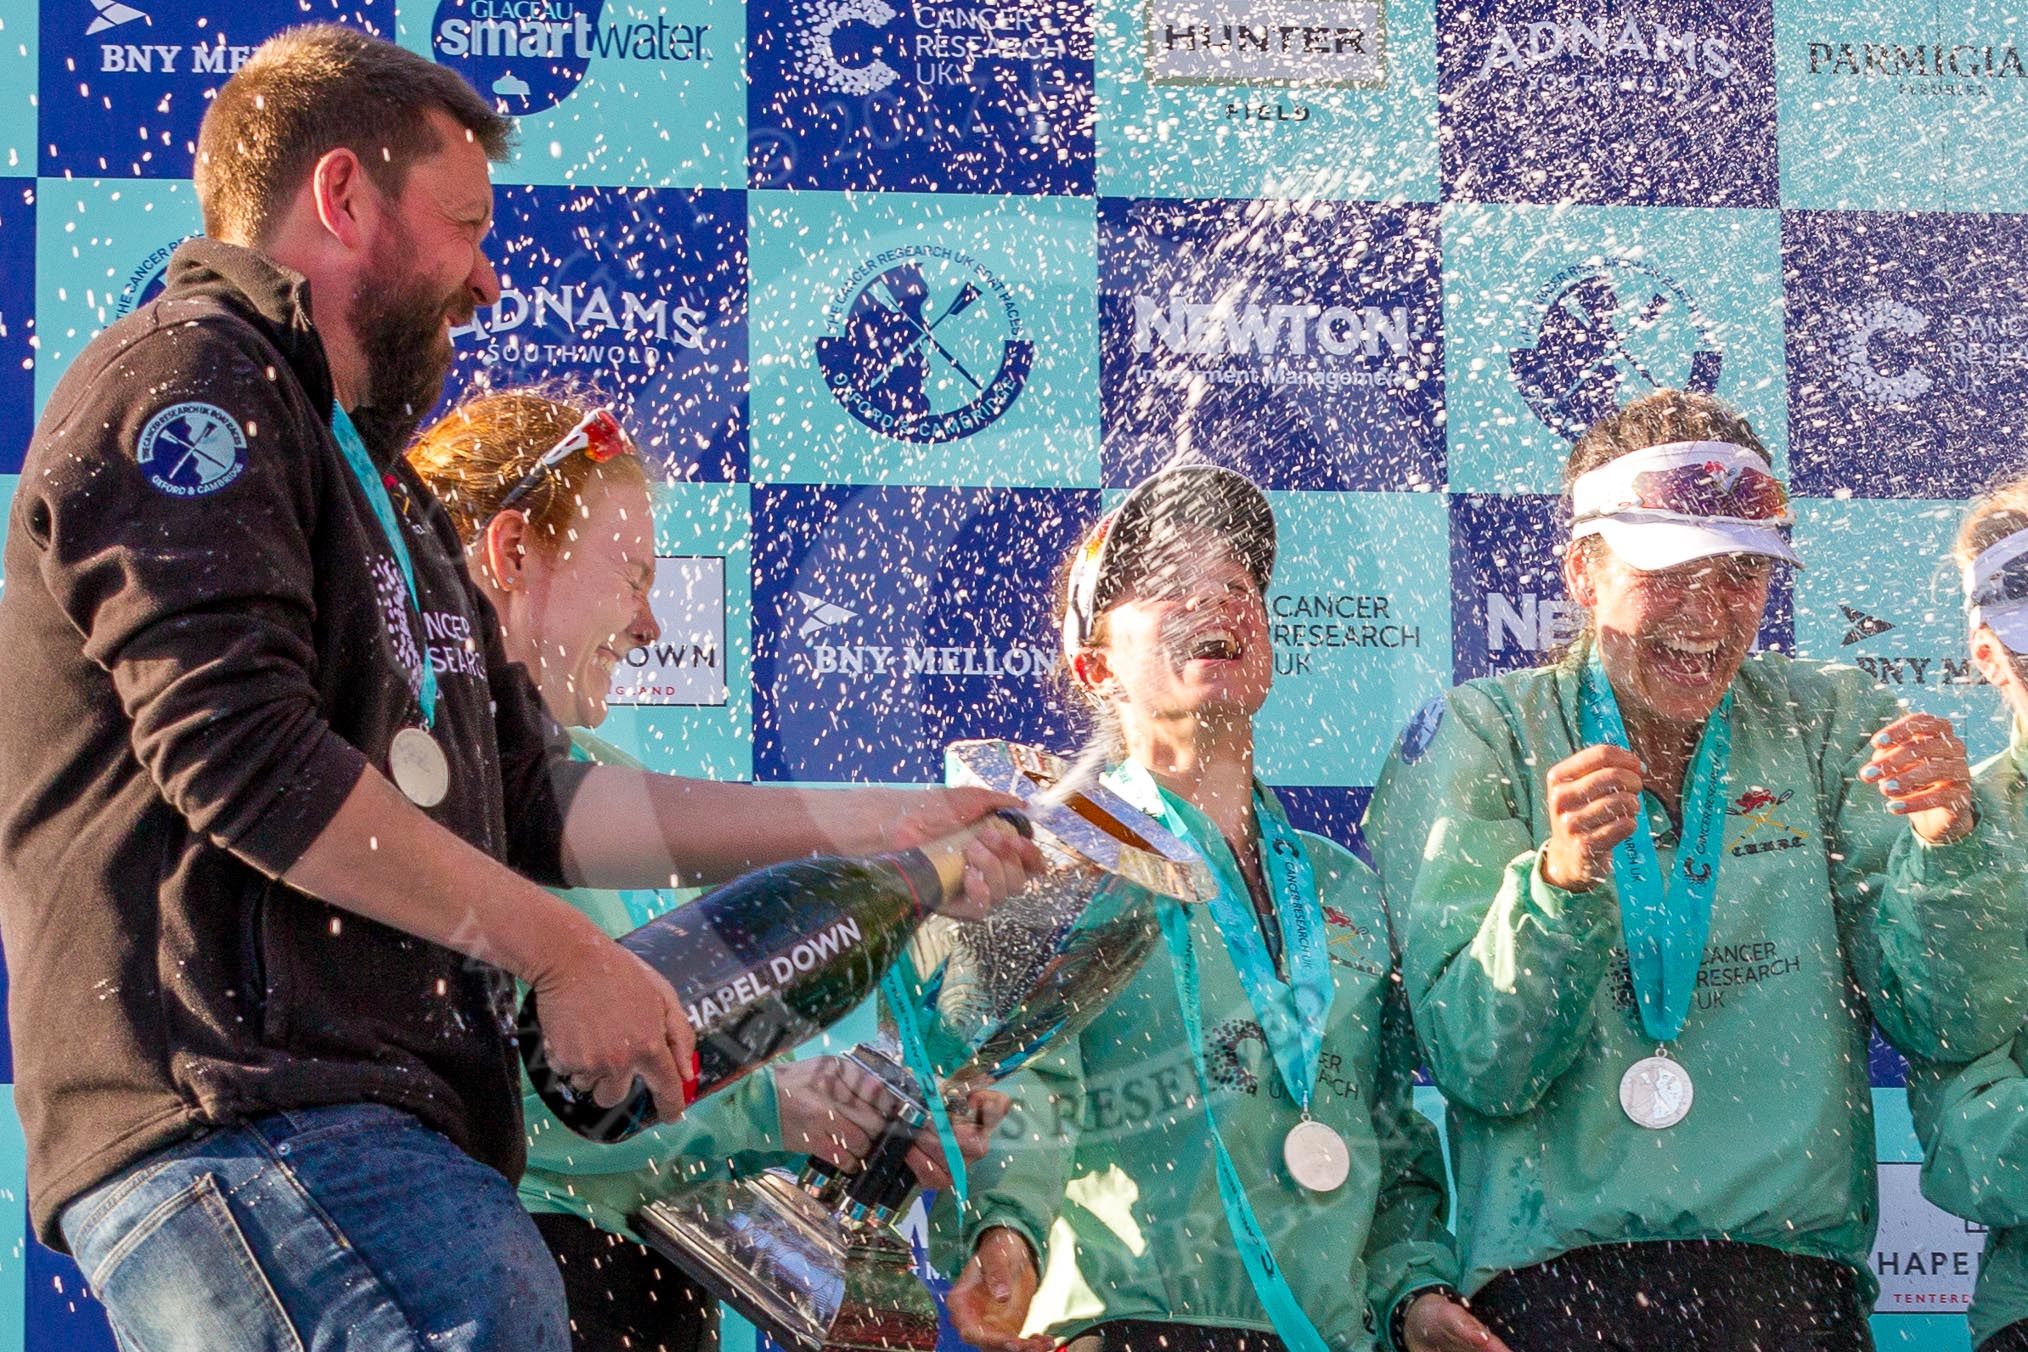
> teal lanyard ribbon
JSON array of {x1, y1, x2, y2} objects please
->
[
  {"x1": 1202, "y1": 787, "x2": 1335, "y2": 1114},
  {"x1": 330, "y1": 405, "x2": 438, "y2": 726},
  {"x1": 1576, "y1": 652, "x2": 1732, "y2": 1043},
  {"x1": 881, "y1": 962, "x2": 969, "y2": 1208},
  {"x1": 1109, "y1": 764, "x2": 1333, "y2": 1352}
]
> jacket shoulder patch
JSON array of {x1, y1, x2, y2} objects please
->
[{"x1": 136, "y1": 402, "x2": 248, "y2": 498}]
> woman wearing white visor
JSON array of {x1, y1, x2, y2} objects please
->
[
  {"x1": 1366, "y1": 390, "x2": 2024, "y2": 1349},
  {"x1": 1907, "y1": 480, "x2": 2028, "y2": 1352}
]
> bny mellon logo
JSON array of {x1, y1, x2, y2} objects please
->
[
  {"x1": 796, "y1": 592, "x2": 858, "y2": 643},
  {"x1": 88, "y1": 0, "x2": 149, "y2": 34},
  {"x1": 1840, "y1": 605, "x2": 1895, "y2": 646}
]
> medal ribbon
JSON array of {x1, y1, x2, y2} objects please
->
[
  {"x1": 880, "y1": 963, "x2": 970, "y2": 1209},
  {"x1": 331, "y1": 406, "x2": 438, "y2": 726},
  {"x1": 1576, "y1": 652, "x2": 1731, "y2": 1043},
  {"x1": 1107, "y1": 764, "x2": 1333, "y2": 1352},
  {"x1": 1202, "y1": 786, "x2": 1334, "y2": 1115}
]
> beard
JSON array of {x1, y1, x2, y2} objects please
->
[{"x1": 346, "y1": 238, "x2": 472, "y2": 451}]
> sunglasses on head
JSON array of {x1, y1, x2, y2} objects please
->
[
  {"x1": 1619, "y1": 460, "x2": 1791, "y2": 523},
  {"x1": 486, "y1": 408, "x2": 633, "y2": 526}
]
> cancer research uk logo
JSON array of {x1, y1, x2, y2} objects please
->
[
  {"x1": 747, "y1": 0, "x2": 1092, "y2": 194},
  {"x1": 1787, "y1": 210, "x2": 2028, "y2": 499},
  {"x1": 1509, "y1": 257, "x2": 1722, "y2": 443},
  {"x1": 426, "y1": 0, "x2": 714, "y2": 116},
  {"x1": 1437, "y1": 0, "x2": 1776, "y2": 207},
  {"x1": 816, "y1": 246, "x2": 1034, "y2": 445}
]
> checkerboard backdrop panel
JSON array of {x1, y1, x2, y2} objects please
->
[{"x1": 3, "y1": 0, "x2": 2022, "y2": 1344}]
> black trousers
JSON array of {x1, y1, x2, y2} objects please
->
[
  {"x1": 1981, "y1": 1322, "x2": 2028, "y2": 1352},
  {"x1": 533, "y1": 1211, "x2": 717, "y2": 1352},
  {"x1": 1467, "y1": 1241, "x2": 1873, "y2": 1352},
  {"x1": 1065, "y1": 1320, "x2": 1290, "y2": 1352}
]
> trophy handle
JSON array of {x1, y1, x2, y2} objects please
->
[{"x1": 837, "y1": 1115, "x2": 925, "y2": 1225}]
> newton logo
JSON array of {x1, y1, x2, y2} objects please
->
[{"x1": 431, "y1": 0, "x2": 715, "y2": 115}]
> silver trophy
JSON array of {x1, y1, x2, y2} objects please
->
[{"x1": 635, "y1": 739, "x2": 1214, "y2": 1352}]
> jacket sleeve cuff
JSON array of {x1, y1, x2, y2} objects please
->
[
  {"x1": 215, "y1": 730, "x2": 370, "y2": 879},
  {"x1": 1371, "y1": 1242, "x2": 1463, "y2": 1352}
]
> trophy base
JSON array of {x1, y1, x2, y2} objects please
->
[{"x1": 635, "y1": 1171, "x2": 941, "y2": 1352}]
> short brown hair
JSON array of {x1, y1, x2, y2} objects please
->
[
  {"x1": 1956, "y1": 475, "x2": 2028, "y2": 574},
  {"x1": 1564, "y1": 388, "x2": 1771, "y2": 492},
  {"x1": 194, "y1": 24, "x2": 513, "y2": 245},
  {"x1": 407, "y1": 388, "x2": 648, "y2": 552}
]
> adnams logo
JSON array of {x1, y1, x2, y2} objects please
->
[
  {"x1": 1467, "y1": 15, "x2": 1735, "y2": 91},
  {"x1": 429, "y1": 0, "x2": 715, "y2": 115}
]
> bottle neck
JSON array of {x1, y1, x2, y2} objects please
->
[{"x1": 895, "y1": 834, "x2": 969, "y2": 920}]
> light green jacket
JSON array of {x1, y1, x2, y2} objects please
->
[
  {"x1": 518, "y1": 730, "x2": 796, "y2": 1234},
  {"x1": 1365, "y1": 651, "x2": 2025, "y2": 1300},
  {"x1": 930, "y1": 766, "x2": 1458, "y2": 1352},
  {"x1": 1909, "y1": 731, "x2": 2028, "y2": 1350}
]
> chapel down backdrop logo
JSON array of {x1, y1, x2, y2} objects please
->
[{"x1": 816, "y1": 246, "x2": 1035, "y2": 443}]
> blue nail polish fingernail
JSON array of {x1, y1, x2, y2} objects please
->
[
  {"x1": 1884, "y1": 779, "x2": 1901, "y2": 793},
  {"x1": 1889, "y1": 801, "x2": 1909, "y2": 813},
  {"x1": 1875, "y1": 734, "x2": 1895, "y2": 748},
  {"x1": 1861, "y1": 765, "x2": 1881, "y2": 781}
]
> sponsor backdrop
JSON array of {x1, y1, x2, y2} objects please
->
[{"x1": 0, "y1": 0, "x2": 2023, "y2": 1346}]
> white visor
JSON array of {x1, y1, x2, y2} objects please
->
[
  {"x1": 1965, "y1": 525, "x2": 2028, "y2": 652},
  {"x1": 1570, "y1": 440, "x2": 1801, "y2": 572}
]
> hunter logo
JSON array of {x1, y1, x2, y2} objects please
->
[
  {"x1": 1145, "y1": 0, "x2": 1385, "y2": 86},
  {"x1": 1511, "y1": 258, "x2": 1723, "y2": 442},
  {"x1": 816, "y1": 245, "x2": 1034, "y2": 444}
]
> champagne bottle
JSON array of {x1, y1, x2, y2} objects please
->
[{"x1": 520, "y1": 811, "x2": 1028, "y2": 1144}]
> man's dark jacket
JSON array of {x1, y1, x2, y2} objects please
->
[{"x1": 0, "y1": 238, "x2": 588, "y2": 1247}]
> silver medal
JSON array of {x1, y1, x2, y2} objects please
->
[
  {"x1": 1619, "y1": 1055, "x2": 1694, "y2": 1130},
  {"x1": 389, "y1": 726, "x2": 450, "y2": 808},
  {"x1": 1283, "y1": 1118, "x2": 1351, "y2": 1193}
]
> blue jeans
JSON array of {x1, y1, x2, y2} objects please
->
[{"x1": 59, "y1": 1103, "x2": 568, "y2": 1352}]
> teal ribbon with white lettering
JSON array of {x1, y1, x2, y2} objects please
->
[
  {"x1": 1109, "y1": 764, "x2": 1332, "y2": 1352},
  {"x1": 331, "y1": 405, "x2": 438, "y2": 725},
  {"x1": 881, "y1": 963, "x2": 969, "y2": 1208},
  {"x1": 1203, "y1": 786, "x2": 1334, "y2": 1115},
  {"x1": 1576, "y1": 651, "x2": 1732, "y2": 1042}
]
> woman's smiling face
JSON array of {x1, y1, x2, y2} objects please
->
[
  {"x1": 1572, "y1": 542, "x2": 1773, "y2": 729},
  {"x1": 1089, "y1": 528, "x2": 1273, "y2": 726}
]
